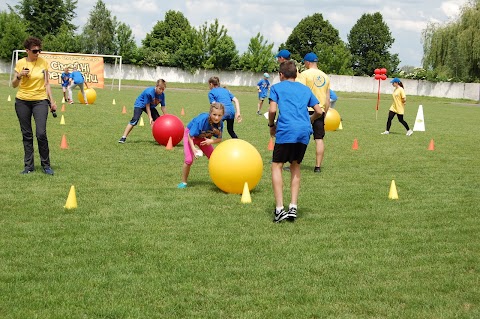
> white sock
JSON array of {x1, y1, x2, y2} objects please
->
[
  {"x1": 276, "y1": 206, "x2": 284, "y2": 213},
  {"x1": 289, "y1": 204, "x2": 297, "y2": 210}
]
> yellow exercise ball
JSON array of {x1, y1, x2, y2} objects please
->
[
  {"x1": 209, "y1": 139, "x2": 263, "y2": 194},
  {"x1": 78, "y1": 88, "x2": 97, "y2": 104},
  {"x1": 324, "y1": 108, "x2": 341, "y2": 131}
]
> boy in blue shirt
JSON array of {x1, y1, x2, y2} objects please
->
[
  {"x1": 68, "y1": 66, "x2": 88, "y2": 104},
  {"x1": 256, "y1": 73, "x2": 270, "y2": 115},
  {"x1": 118, "y1": 79, "x2": 167, "y2": 143},
  {"x1": 268, "y1": 60, "x2": 323, "y2": 223},
  {"x1": 60, "y1": 67, "x2": 71, "y2": 103}
]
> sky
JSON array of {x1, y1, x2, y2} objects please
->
[{"x1": 1, "y1": 0, "x2": 470, "y2": 67}]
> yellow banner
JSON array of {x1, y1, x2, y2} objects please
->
[{"x1": 40, "y1": 53, "x2": 105, "y2": 89}]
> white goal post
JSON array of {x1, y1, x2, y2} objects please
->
[{"x1": 9, "y1": 50, "x2": 123, "y2": 91}]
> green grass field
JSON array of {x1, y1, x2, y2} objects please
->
[{"x1": 1, "y1": 74, "x2": 479, "y2": 318}]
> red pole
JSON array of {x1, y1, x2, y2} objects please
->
[{"x1": 375, "y1": 79, "x2": 381, "y2": 120}]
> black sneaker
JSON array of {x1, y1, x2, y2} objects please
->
[
  {"x1": 273, "y1": 209, "x2": 289, "y2": 223},
  {"x1": 314, "y1": 166, "x2": 321, "y2": 173},
  {"x1": 118, "y1": 137, "x2": 126, "y2": 143},
  {"x1": 20, "y1": 168, "x2": 34, "y2": 174},
  {"x1": 43, "y1": 167, "x2": 54, "y2": 175},
  {"x1": 287, "y1": 206, "x2": 297, "y2": 221}
]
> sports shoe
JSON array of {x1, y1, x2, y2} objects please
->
[
  {"x1": 273, "y1": 208, "x2": 289, "y2": 223},
  {"x1": 177, "y1": 182, "x2": 187, "y2": 189},
  {"x1": 256, "y1": 111, "x2": 261, "y2": 115},
  {"x1": 314, "y1": 166, "x2": 321, "y2": 173},
  {"x1": 283, "y1": 166, "x2": 291, "y2": 172},
  {"x1": 69, "y1": 100, "x2": 74, "y2": 104},
  {"x1": 20, "y1": 168, "x2": 34, "y2": 174},
  {"x1": 43, "y1": 167, "x2": 54, "y2": 175},
  {"x1": 118, "y1": 137, "x2": 126, "y2": 143},
  {"x1": 381, "y1": 131, "x2": 390, "y2": 135},
  {"x1": 287, "y1": 206, "x2": 297, "y2": 221},
  {"x1": 406, "y1": 130, "x2": 413, "y2": 136}
]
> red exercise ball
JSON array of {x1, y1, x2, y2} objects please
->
[{"x1": 152, "y1": 114, "x2": 184, "y2": 146}]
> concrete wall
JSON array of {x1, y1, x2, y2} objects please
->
[{"x1": 2, "y1": 60, "x2": 478, "y2": 101}]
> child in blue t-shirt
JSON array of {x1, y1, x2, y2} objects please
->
[
  {"x1": 60, "y1": 67, "x2": 71, "y2": 103},
  {"x1": 67, "y1": 66, "x2": 88, "y2": 104},
  {"x1": 267, "y1": 60, "x2": 323, "y2": 223},
  {"x1": 256, "y1": 72, "x2": 270, "y2": 115},
  {"x1": 118, "y1": 79, "x2": 167, "y2": 143},
  {"x1": 177, "y1": 102, "x2": 225, "y2": 189},
  {"x1": 329, "y1": 89, "x2": 338, "y2": 108},
  {"x1": 208, "y1": 76, "x2": 241, "y2": 138}
]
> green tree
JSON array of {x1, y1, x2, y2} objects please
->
[
  {"x1": 0, "y1": 10, "x2": 28, "y2": 61},
  {"x1": 238, "y1": 33, "x2": 277, "y2": 72},
  {"x1": 347, "y1": 12, "x2": 399, "y2": 76},
  {"x1": 198, "y1": 19, "x2": 238, "y2": 70},
  {"x1": 422, "y1": 0, "x2": 480, "y2": 82},
  {"x1": 114, "y1": 22, "x2": 138, "y2": 63},
  {"x1": 314, "y1": 42, "x2": 353, "y2": 75},
  {"x1": 81, "y1": 0, "x2": 115, "y2": 55},
  {"x1": 173, "y1": 28, "x2": 204, "y2": 72},
  {"x1": 42, "y1": 23, "x2": 81, "y2": 53},
  {"x1": 142, "y1": 10, "x2": 192, "y2": 66},
  {"x1": 12, "y1": 0, "x2": 77, "y2": 38},
  {"x1": 283, "y1": 13, "x2": 342, "y2": 62}
]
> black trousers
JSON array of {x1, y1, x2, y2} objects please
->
[
  {"x1": 15, "y1": 98, "x2": 51, "y2": 170},
  {"x1": 386, "y1": 110, "x2": 410, "y2": 131},
  {"x1": 225, "y1": 118, "x2": 238, "y2": 139}
]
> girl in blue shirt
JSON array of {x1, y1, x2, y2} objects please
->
[
  {"x1": 178, "y1": 102, "x2": 225, "y2": 189},
  {"x1": 208, "y1": 76, "x2": 241, "y2": 138}
]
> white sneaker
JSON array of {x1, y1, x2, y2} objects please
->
[
  {"x1": 406, "y1": 130, "x2": 413, "y2": 136},
  {"x1": 381, "y1": 131, "x2": 389, "y2": 135}
]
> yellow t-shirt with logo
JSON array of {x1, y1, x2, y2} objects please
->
[
  {"x1": 296, "y1": 68, "x2": 330, "y2": 111},
  {"x1": 15, "y1": 57, "x2": 49, "y2": 101},
  {"x1": 390, "y1": 87, "x2": 406, "y2": 114}
]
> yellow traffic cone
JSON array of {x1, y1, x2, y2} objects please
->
[
  {"x1": 60, "y1": 115, "x2": 65, "y2": 125},
  {"x1": 112, "y1": 99, "x2": 116, "y2": 105},
  {"x1": 388, "y1": 180, "x2": 399, "y2": 200},
  {"x1": 139, "y1": 117, "x2": 144, "y2": 126},
  {"x1": 338, "y1": 121, "x2": 343, "y2": 130},
  {"x1": 61, "y1": 97, "x2": 65, "y2": 103},
  {"x1": 241, "y1": 182, "x2": 252, "y2": 203},
  {"x1": 7, "y1": 95, "x2": 11, "y2": 102},
  {"x1": 64, "y1": 185, "x2": 77, "y2": 209}
]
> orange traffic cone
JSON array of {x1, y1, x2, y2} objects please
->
[
  {"x1": 428, "y1": 139, "x2": 435, "y2": 151},
  {"x1": 122, "y1": 106, "x2": 127, "y2": 114},
  {"x1": 181, "y1": 107, "x2": 185, "y2": 116},
  {"x1": 166, "y1": 136, "x2": 173, "y2": 150},
  {"x1": 60, "y1": 134, "x2": 68, "y2": 149},
  {"x1": 61, "y1": 104, "x2": 65, "y2": 112},
  {"x1": 268, "y1": 137, "x2": 274, "y2": 151},
  {"x1": 352, "y1": 138, "x2": 358, "y2": 150}
]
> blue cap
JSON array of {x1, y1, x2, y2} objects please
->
[
  {"x1": 390, "y1": 77, "x2": 401, "y2": 83},
  {"x1": 303, "y1": 52, "x2": 318, "y2": 62},
  {"x1": 275, "y1": 49, "x2": 291, "y2": 59},
  {"x1": 263, "y1": 72, "x2": 270, "y2": 78}
]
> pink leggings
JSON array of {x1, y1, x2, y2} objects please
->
[{"x1": 183, "y1": 128, "x2": 214, "y2": 165}]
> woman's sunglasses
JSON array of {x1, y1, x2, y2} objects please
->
[{"x1": 29, "y1": 49, "x2": 41, "y2": 54}]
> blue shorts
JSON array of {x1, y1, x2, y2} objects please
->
[{"x1": 129, "y1": 107, "x2": 160, "y2": 125}]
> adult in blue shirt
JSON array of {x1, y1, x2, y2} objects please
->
[
  {"x1": 118, "y1": 79, "x2": 167, "y2": 143},
  {"x1": 68, "y1": 66, "x2": 89, "y2": 104}
]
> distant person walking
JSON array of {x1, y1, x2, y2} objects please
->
[
  {"x1": 256, "y1": 73, "x2": 270, "y2": 115},
  {"x1": 381, "y1": 78, "x2": 413, "y2": 136}
]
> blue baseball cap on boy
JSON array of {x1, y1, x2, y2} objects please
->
[
  {"x1": 303, "y1": 52, "x2": 318, "y2": 62},
  {"x1": 390, "y1": 77, "x2": 401, "y2": 83},
  {"x1": 263, "y1": 73, "x2": 270, "y2": 78},
  {"x1": 275, "y1": 49, "x2": 291, "y2": 59}
]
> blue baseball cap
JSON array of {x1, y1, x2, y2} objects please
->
[
  {"x1": 263, "y1": 73, "x2": 270, "y2": 78},
  {"x1": 390, "y1": 77, "x2": 401, "y2": 83},
  {"x1": 275, "y1": 49, "x2": 291, "y2": 59},
  {"x1": 303, "y1": 52, "x2": 318, "y2": 62}
]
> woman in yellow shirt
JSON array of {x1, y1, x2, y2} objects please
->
[
  {"x1": 12, "y1": 37, "x2": 57, "y2": 175},
  {"x1": 381, "y1": 78, "x2": 413, "y2": 136}
]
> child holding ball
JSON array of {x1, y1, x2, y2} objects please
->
[
  {"x1": 177, "y1": 102, "x2": 225, "y2": 189},
  {"x1": 118, "y1": 79, "x2": 167, "y2": 143}
]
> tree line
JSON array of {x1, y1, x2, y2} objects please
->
[{"x1": 1, "y1": 0, "x2": 478, "y2": 82}]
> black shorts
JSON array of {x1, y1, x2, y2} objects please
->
[
  {"x1": 272, "y1": 143, "x2": 308, "y2": 164},
  {"x1": 312, "y1": 114, "x2": 325, "y2": 139},
  {"x1": 129, "y1": 107, "x2": 160, "y2": 125}
]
